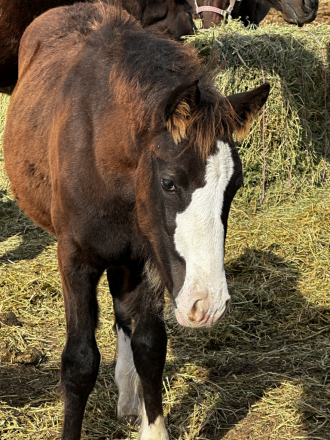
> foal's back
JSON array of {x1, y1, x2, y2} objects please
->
[
  {"x1": 5, "y1": 5, "x2": 141, "y2": 233},
  {"x1": 4, "y1": 3, "x2": 197, "y2": 236}
]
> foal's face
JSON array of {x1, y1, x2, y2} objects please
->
[
  {"x1": 136, "y1": 81, "x2": 269, "y2": 328},
  {"x1": 147, "y1": 131, "x2": 243, "y2": 328}
]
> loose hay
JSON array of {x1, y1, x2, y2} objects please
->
[
  {"x1": 188, "y1": 21, "x2": 330, "y2": 204},
  {"x1": 1, "y1": 20, "x2": 330, "y2": 440}
]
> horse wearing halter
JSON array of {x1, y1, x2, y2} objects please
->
[{"x1": 197, "y1": 0, "x2": 242, "y2": 20}]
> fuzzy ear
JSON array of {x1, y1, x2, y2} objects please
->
[
  {"x1": 157, "y1": 79, "x2": 200, "y2": 143},
  {"x1": 227, "y1": 83, "x2": 270, "y2": 141}
]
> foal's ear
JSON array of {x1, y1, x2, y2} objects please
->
[
  {"x1": 157, "y1": 79, "x2": 200, "y2": 143},
  {"x1": 164, "y1": 79, "x2": 200, "y2": 122},
  {"x1": 227, "y1": 83, "x2": 270, "y2": 141}
]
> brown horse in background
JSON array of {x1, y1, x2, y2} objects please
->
[
  {"x1": 4, "y1": 3, "x2": 269, "y2": 439},
  {"x1": 196, "y1": 0, "x2": 318, "y2": 29},
  {"x1": 0, "y1": 0, "x2": 195, "y2": 93}
]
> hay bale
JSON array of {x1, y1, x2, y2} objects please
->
[{"x1": 187, "y1": 22, "x2": 330, "y2": 203}]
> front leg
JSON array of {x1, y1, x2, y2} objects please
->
[
  {"x1": 108, "y1": 265, "x2": 168, "y2": 439},
  {"x1": 131, "y1": 301, "x2": 168, "y2": 440},
  {"x1": 58, "y1": 239, "x2": 102, "y2": 440}
]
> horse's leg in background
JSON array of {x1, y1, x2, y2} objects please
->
[
  {"x1": 107, "y1": 264, "x2": 144, "y2": 421},
  {"x1": 0, "y1": 85, "x2": 15, "y2": 95},
  {"x1": 57, "y1": 239, "x2": 102, "y2": 440},
  {"x1": 131, "y1": 285, "x2": 168, "y2": 439},
  {"x1": 254, "y1": 1, "x2": 272, "y2": 24}
]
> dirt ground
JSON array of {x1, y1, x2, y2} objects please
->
[{"x1": 261, "y1": 0, "x2": 330, "y2": 26}]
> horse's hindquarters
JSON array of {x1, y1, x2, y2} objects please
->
[{"x1": 3, "y1": 99, "x2": 54, "y2": 234}]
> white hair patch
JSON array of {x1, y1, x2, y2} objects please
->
[
  {"x1": 115, "y1": 326, "x2": 141, "y2": 419},
  {"x1": 174, "y1": 141, "x2": 234, "y2": 325}
]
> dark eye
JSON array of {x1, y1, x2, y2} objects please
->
[{"x1": 161, "y1": 178, "x2": 177, "y2": 192}]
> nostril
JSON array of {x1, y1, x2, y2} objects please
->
[
  {"x1": 303, "y1": 0, "x2": 318, "y2": 12},
  {"x1": 308, "y1": 0, "x2": 318, "y2": 6},
  {"x1": 222, "y1": 299, "x2": 230, "y2": 317},
  {"x1": 188, "y1": 299, "x2": 205, "y2": 322}
]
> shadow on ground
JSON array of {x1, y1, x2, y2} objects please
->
[
  {"x1": 163, "y1": 248, "x2": 330, "y2": 439},
  {"x1": 0, "y1": 191, "x2": 55, "y2": 266},
  {"x1": 0, "y1": 249, "x2": 329, "y2": 439},
  {"x1": 0, "y1": 363, "x2": 60, "y2": 408}
]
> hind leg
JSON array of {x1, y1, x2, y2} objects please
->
[
  {"x1": 107, "y1": 264, "x2": 143, "y2": 421},
  {"x1": 115, "y1": 323, "x2": 141, "y2": 421}
]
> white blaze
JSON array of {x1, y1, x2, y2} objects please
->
[
  {"x1": 174, "y1": 141, "x2": 234, "y2": 326},
  {"x1": 115, "y1": 326, "x2": 141, "y2": 419}
]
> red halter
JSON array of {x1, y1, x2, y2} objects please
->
[{"x1": 197, "y1": 0, "x2": 241, "y2": 19}]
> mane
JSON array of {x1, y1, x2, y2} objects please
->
[
  {"x1": 88, "y1": 0, "x2": 139, "y2": 29},
  {"x1": 84, "y1": 3, "x2": 237, "y2": 161}
]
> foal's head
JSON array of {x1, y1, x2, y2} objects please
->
[{"x1": 135, "y1": 76, "x2": 270, "y2": 328}]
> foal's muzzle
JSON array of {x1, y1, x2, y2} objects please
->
[{"x1": 175, "y1": 298, "x2": 230, "y2": 328}]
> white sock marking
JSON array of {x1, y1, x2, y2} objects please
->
[
  {"x1": 140, "y1": 402, "x2": 169, "y2": 440},
  {"x1": 115, "y1": 326, "x2": 141, "y2": 419}
]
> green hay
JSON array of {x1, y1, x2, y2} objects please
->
[{"x1": 187, "y1": 21, "x2": 330, "y2": 204}]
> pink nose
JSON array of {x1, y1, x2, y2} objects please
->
[{"x1": 175, "y1": 298, "x2": 230, "y2": 327}]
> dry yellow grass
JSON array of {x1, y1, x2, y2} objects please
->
[{"x1": 1, "y1": 19, "x2": 330, "y2": 440}]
